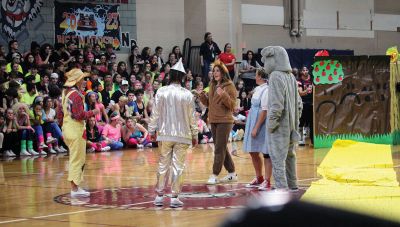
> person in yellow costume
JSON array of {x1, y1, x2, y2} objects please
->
[{"x1": 62, "y1": 68, "x2": 100, "y2": 197}]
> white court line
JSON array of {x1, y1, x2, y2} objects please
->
[
  {"x1": 32, "y1": 208, "x2": 103, "y2": 219},
  {"x1": 0, "y1": 218, "x2": 28, "y2": 224},
  {"x1": 124, "y1": 201, "x2": 154, "y2": 206}
]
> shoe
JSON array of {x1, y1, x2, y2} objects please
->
[
  {"x1": 153, "y1": 195, "x2": 164, "y2": 206},
  {"x1": 207, "y1": 174, "x2": 219, "y2": 185},
  {"x1": 236, "y1": 129, "x2": 244, "y2": 141},
  {"x1": 86, "y1": 147, "x2": 95, "y2": 153},
  {"x1": 100, "y1": 146, "x2": 111, "y2": 152},
  {"x1": 28, "y1": 149, "x2": 39, "y2": 156},
  {"x1": 170, "y1": 197, "x2": 183, "y2": 208},
  {"x1": 200, "y1": 139, "x2": 207, "y2": 144},
  {"x1": 220, "y1": 173, "x2": 238, "y2": 183},
  {"x1": 258, "y1": 180, "x2": 272, "y2": 191},
  {"x1": 20, "y1": 149, "x2": 31, "y2": 156},
  {"x1": 137, "y1": 144, "x2": 144, "y2": 149},
  {"x1": 245, "y1": 177, "x2": 264, "y2": 188},
  {"x1": 39, "y1": 143, "x2": 48, "y2": 149},
  {"x1": 59, "y1": 146, "x2": 68, "y2": 153},
  {"x1": 71, "y1": 188, "x2": 90, "y2": 198},
  {"x1": 8, "y1": 150, "x2": 16, "y2": 157},
  {"x1": 298, "y1": 140, "x2": 305, "y2": 146},
  {"x1": 289, "y1": 187, "x2": 299, "y2": 193},
  {"x1": 49, "y1": 148, "x2": 57, "y2": 154},
  {"x1": 208, "y1": 138, "x2": 213, "y2": 143},
  {"x1": 46, "y1": 137, "x2": 57, "y2": 144},
  {"x1": 54, "y1": 146, "x2": 62, "y2": 153},
  {"x1": 39, "y1": 150, "x2": 47, "y2": 155},
  {"x1": 145, "y1": 143, "x2": 152, "y2": 148}
]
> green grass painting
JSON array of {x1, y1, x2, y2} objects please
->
[{"x1": 314, "y1": 133, "x2": 394, "y2": 148}]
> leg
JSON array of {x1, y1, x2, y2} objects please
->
[
  {"x1": 50, "y1": 122, "x2": 63, "y2": 139},
  {"x1": 250, "y1": 152, "x2": 263, "y2": 177},
  {"x1": 128, "y1": 138, "x2": 139, "y2": 147},
  {"x1": 155, "y1": 141, "x2": 174, "y2": 195},
  {"x1": 210, "y1": 123, "x2": 224, "y2": 175},
  {"x1": 269, "y1": 139, "x2": 290, "y2": 189},
  {"x1": 219, "y1": 123, "x2": 235, "y2": 173},
  {"x1": 170, "y1": 143, "x2": 190, "y2": 197},
  {"x1": 65, "y1": 135, "x2": 87, "y2": 187},
  {"x1": 286, "y1": 144, "x2": 298, "y2": 189}
]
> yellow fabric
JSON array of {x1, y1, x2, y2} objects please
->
[
  {"x1": 386, "y1": 46, "x2": 398, "y2": 63},
  {"x1": 25, "y1": 72, "x2": 41, "y2": 83},
  {"x1": 62, "y1": 90, "x2": 86, "y2": 186},
  {"x1": 20, "y1": 92, "x2": 38, "y2": 106},
  {"x1": 5, "y1": 63, "x2": 23, "y2": 74},
  {"x1": 302, "y1": 140, "x2": 400, "y2": 222}
]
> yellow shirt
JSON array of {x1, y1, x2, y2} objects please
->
[
  {"x1": 20, "y1": 92, "x2": 38, "y2": 106},
  {"x1": 6, "y1": 63, "x2": 23, "y2": 74},
  {"x1": 25, "y1": 72, "x2": 41, "y2": 83}
]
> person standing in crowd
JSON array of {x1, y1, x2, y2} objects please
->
[
  {"x1": 149, "y1": 58, "x2": 198, "y2": 208},
  {"x1": 261, "y1": 46, "x2": 302, "y2": 191},
  {"x1": 62, "y1": 68, "x2": 100, "y2": 197},
  {"x1": 239, "y1": 50, "x2": 261, "y2": 91},
  {"x1": 200, "y1": 32, "x2": 221, "y2": 86},
  {"x1": 219, "y1": 43, "x2": 236, "y2": 81},
  {"x1": 198, "y1": 60, "x2": 237, "y2": 185},
  {"x1": 242, "y1": 68, "x2": 272, "y2": 190},
  {"x1": 297, "y1": 66, "x2": 313, "y2": 146}
]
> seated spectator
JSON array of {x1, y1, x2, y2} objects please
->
[
  {"x1": 111, "y1": 79, "x2": 129, "y2": 103},
  {"x1": 101, "y1": 81, "x2": 113, "y2": 110},
  {"x1": 231, "y1": 108, "x2": 246, "y2": 141},
  {"x1": 133, "y1": 89, "x2": 148, "y2": 125},
  {"x1": 121, "y1": 117, "x2": 152, "y2": 149},
  {"x1": 1, "y1": 88, "x2": 19, "y2": 113},
  {"x1": 195, "y1": 109, "x2": 212, "y2": 144},
  {"x1": 85, "y1": 116, "x2": 110, "y2": 152},
  {"x1": 20, "y1": 83, "x2": 38, "y2": 106},
  {"x1": 2, "y1": 108, "x2": 19, "y2": 156},
  {"x1": 13, "y1": 102, "x2": 38, "y2": 156},
  {"x1": 25, "y1": 64, "x2": 41, "y2": 83},
  {"x1": 117, "y1": 61, "x2": 129, "y2": 79},
  {"x1": 102, "y1": 112, "x2": 124, "y2": 150},
  {"x1": 239, "y1": 90, "x2": 251, "y2": 116},
  {"x1": 29, "y1": 102, "x2": 48, "y2": 155},
  {"x1": 42, "y1": 97, "x2": 67, "y2": 153},
  {"x1": 116, "y1": 96, "x2": 131, "y2": 120},
  {"x1": 36, "y1": 74, "x2": 50, "y2": 95},
  {"x1": 6, "y1": 53, "x2": 23, "y2": 74},
  {"x1": 85, "y1": 91, "x2": 109, "y2": 130}
]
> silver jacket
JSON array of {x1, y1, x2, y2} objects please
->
[{"x1": 148, "y1": 84, "x2": 198, "y2": 144}]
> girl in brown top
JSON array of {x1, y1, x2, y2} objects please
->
[{"x1": 199, "y1": 60, "x2": 238, "y2": 184}]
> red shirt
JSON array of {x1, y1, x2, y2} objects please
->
[
  {"x1": 66, "y1": 88, "x2": 94, "y2": 121},
  {"x1": 219, "y1": 52, "x2": 236, "y2": 72}
]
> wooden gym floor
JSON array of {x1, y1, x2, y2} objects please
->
[{"x1": 0, "y1": 142, "x2": 399, "y2": 227}]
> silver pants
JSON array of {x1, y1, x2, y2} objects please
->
[{"x1": 155, "y1": 141, "x2": 189, "y2": 196}]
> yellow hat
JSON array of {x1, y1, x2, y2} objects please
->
[{"x1": 64, "y1": 68, "x2": 90, "y2": 87}]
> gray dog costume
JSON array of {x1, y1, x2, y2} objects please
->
[{"x1": 261, "y1": 46, "x2": 303, "y2": 189}]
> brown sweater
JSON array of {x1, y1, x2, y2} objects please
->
[{"x1": 199, "y1": 81, "x2": 237, "y2": 124}]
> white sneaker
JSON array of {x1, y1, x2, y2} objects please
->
[
  {"x1": 170, "y1": 197, "x2": 184, "y2": 208},
  {"x1": 28, "y1": 149, "x2": 39, "y2": 156},
  {"x1": 208, "y1": 138, "x2": 213, "y2": 143},
  {"x1": 8, "y1": 150, "x2": 16, "y2": 157},
  {"x1": 200, "y1": 139, "x2": 207, "y2": 144},
  {"x1": 207, "y1": 174, "x2": 219, "y2": 185},
  {"x1": 137, "y1": 144, "x2": 144, "y2": 149},
  {"x1": 71, "y1": 188, "x2": 90, "y2": 198},
  {"x1": 20, "y1": 149, "x2": 31, "y2": 156},
  {"x1": 145, "y1": 143, "x2": 152, "y2": 148},
  {"x1": 54, "y1": 146, "x2": 62, "y2": 153},
  {"x1": 86, "y1": 147, "x2": 95, "y2": 153},
  {"x1": 153, "y1": 195, "x2": 164, "y2": 206},
  {"x1": 100, "y1": 146, "x2": 111, "y2": 152},
  {"x1": 39, "y1": 150, "x2": 47, "y2": 155},
  {"x1": 39, "y1": 143, "x2": 48, "y2": 149},
  {"x1": 220, "y1": 173, "x2": 238, "y2": 183},
  {"x1": 59, "y1": 146, "x2": 68, "y2": 153},
  {"x1": 46, "y1": 137, "x2": 57, "y2": 144},
  {"x1": 49, "y1": 148, "x2": 57, "y2": 154}
]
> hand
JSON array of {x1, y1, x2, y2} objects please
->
[
  {"x1": 192, "y1": 138, "x2": 198, "y2": 147},
  {"x1": 29, "y1": 126, "x2": 35, "y2": 133},
  {"x1": 216, "y1": 87, "x2": 224, "y2": 96},
  {"x1": 251, "y1": 128, "x2": 258, "y2": 138}
]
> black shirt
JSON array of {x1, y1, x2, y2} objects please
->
[{"x1": 200, "y1": 41, "x2": 221, "y2": 62}]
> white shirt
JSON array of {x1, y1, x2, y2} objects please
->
[
  {"x1": 252, "y1": 83, "x2": 269, "y2": 110},
  {"x1": 233, "y1": 114, "x2": 246, "y2": 121}
]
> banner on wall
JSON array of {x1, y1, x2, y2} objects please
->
[
  {"x1": 54, "y1": 1, "x2": 121, "y2": 50},
  {"x1": 1, "y1": 0, "x2": 43, "y2": 39}
]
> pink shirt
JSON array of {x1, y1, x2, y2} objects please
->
[{"x1": 102, "y1": 124, "x2": 121, "y2": 141}]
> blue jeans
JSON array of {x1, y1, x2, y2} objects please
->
[
  {"x1": 109, "y1": 141, "x2": 124, "y2": 150},
  {"x1": 202, "y1": 60, "x2": 211, "y2": 86},
  {"x1": 45, "y1": 122, "x2": 63, "y2": 139}
]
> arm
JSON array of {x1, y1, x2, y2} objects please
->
[
  {"x1": 102, "y1": 106, "x2": 109, "y2": 123},
  {"x1": 219, "y1": 85, "x2": 237, "y2": 111},
  {"x1": 121, "y1": 126, "x2": 130, "y2": 143},
  {"x1": 252, "y1": 110, "x2": 267, "y2": 136},
  {"x1": 137, "y1": 123, "x2": 148, "y2": 142},
  {"x1": 188, "y1": 96, "x2": 199, "y2": 142},
  {"x1": 147, "y1": 93, "x2": 160, "y2": 135},
  {"x1": 69, "y1": 91, "x2": 97, "y2": 121},
  {"x1": 267, "y1": 74, "x2": 285, "y2": 133}
]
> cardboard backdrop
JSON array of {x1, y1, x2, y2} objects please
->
[{"x1": 314, "y1": 56, "x2": 393, "y2": 148}]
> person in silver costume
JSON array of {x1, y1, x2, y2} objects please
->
[{"x1": 148, "y1": 58, "x2": 198, "y2": 208}]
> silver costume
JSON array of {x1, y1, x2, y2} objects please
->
[{"x1": 148, "y1": 83, "x2": 198, "y2": 196}]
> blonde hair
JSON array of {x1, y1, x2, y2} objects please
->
[
  {"x1": 119, "y1": 96, "x2": 128, "y2": 103},
  {"x1": 12, "y1": 102, "x2": 29, "y2": 115}
]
